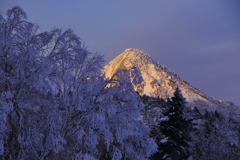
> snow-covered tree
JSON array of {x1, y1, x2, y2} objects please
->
[
  {"x1": 191, "y1": 110, "x2": 240, "y2": 160},
  {"x1": 150, "y1": 88, "x2": 193, "y2": 160},
  {"x1": 0, "y1": 6, "x2": 157, "y2": 160}
]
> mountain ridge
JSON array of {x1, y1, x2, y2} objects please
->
[
  {"x1": 105, "y1": 48, "x2": 213, "y2": 102},
  {"x1": 104, "y1": 48, "x2": 240, "y2": 116}
]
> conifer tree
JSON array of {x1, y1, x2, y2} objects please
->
[
  {"x1": 150, "y1": 88, "x2": 193, "y2": 160},
  {"x1": 192, "y1": 110, "x2": 240, "y2": 160}
]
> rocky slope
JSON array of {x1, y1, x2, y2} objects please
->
[{"x1": 104, "y1": 48, "x2": 240, "y2": 116}]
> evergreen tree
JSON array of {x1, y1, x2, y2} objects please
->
[
  {"x1": 192, "y1": 110, "x2": 240, "y2": 160},
  {"x1": 150, "y1": 88, "x2": 193, "y2": 160},
  {"x1": 193, "y1": 106, "x2": 202, "y2": 119}
]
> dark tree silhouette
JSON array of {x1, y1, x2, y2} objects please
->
[{"x1": 150, "y1": 88, "x2": 193, "y2": 160}]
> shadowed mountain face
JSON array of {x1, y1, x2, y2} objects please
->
[{"x1": 104, "y1": 48, "x2": 239, "y2": 115}]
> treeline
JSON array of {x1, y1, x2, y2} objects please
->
[{"x1": 141, "y1": 92, "x2": 240, "y2": 160}]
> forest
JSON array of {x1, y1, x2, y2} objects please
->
[{"x1": 1, "y1": 6, "x2": 240, "y2": 160}]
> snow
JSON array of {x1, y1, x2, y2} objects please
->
[
  {"x1": 0, "y1": 8, "x2": 157, "y2": 159},
  {"x1": 160, "y1": 116, "x2": 169, "y2": 122},
  {"x1": 104, "y1": 48, "x2": 212, "y2": 103},
  {"x1": 2, "y1": 6, "x2": 239, "y2": 160},
  {"x1": 160, "y1": 137, "x2": 169, "y2": 143}
]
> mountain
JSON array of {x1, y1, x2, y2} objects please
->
[
  {"x1": 104, "y1": 48, "x2": 239, "y2": 115},
  {"x1": 104, "y1": 49, "x2": 240, "y2": 158},
  {"x1": 104, "y1": 48, "x2": 211, "y2": 102}
]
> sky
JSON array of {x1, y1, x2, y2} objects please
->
[{"x1": 1, "y1": 0, "x2": 240, "y2": 105}]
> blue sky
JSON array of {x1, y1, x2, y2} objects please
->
[{"x1": 1, "y1": 0, "x2": 240, "y2": 105}]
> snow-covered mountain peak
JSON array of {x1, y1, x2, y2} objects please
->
[
  {"x1": 120, "y1": 48, "x2": 153, "y2": 60},
  {"x1": 104, "y1": 48, "x2": 240, "y2": 115},
  {"x1": 104, "y1": 48, "x2": 155, "y2": 78},
  {"x1": 104, "y1": 49, "x2": 213, "y2": 103}
]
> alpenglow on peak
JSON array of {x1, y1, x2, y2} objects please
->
[{"x1": 104, "y1": 48, "x2": 213, "y2": 103}]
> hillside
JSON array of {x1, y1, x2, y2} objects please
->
[{"x1": 104, "y1": 48, "x2": 240, "y2": 115}]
